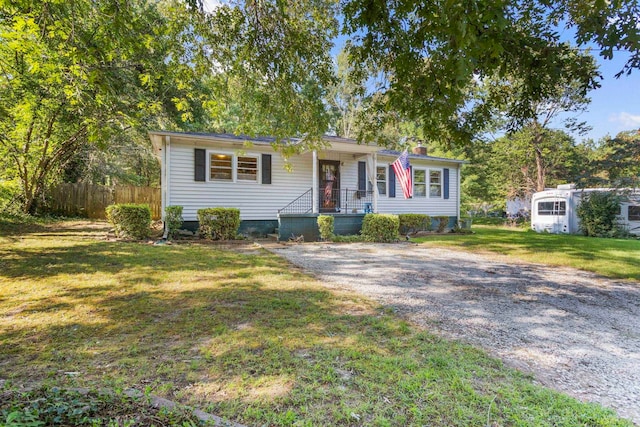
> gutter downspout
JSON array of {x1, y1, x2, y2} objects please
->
[
  {"x1": 162, "y1": 135, "x2": 171, "y2": 240},
  {"x1": 456, "y1": 163, "x2": 461, "y2": 223},
  {"x1": 312, "y1": 150, "x2": 319, "y2": 214},
  {"x1": 372, "y1": 153, "x2": 378, "y2": 212}
]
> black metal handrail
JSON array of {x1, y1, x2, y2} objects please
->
[
  {"x1": 279, "y1": 188, "x2": 374, "y2": 215},
  {"x1": 278, "y1": 188, "x2": 313, "y2": 214},
  {"x1": 321, "y1": 188, "x2": 373, "y2": 213}
]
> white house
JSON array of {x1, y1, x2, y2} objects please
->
[
  {"x1": 149, "y1": 131, "x2": 464, "y2": 240},
  {"x1": 531, "y1": 184, "x2": 640, "y2": 235}
]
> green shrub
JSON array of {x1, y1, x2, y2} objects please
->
[
  {"x1": 105, "y1": 204, "x2": 151, "y2": 239},
  {"x1": 576, "y1": 191, "x2": 625, "y2": 238},
  {"x1": 398, "y1": 213, "x2": 431, "y2": 234},
  {"x1": 317, "y1": 215, "x2": 334, "y2": 241},
  {"x1": 435, "y1": 216, "x2": 449, "y2": 233},
  {"x1": 197, "y1": 207, "x2": 240, "y2": 240},
  {"x1": 164, "y1": 205, "x2": 183, "y2": 239},
  {"x1": 361, "y1": 214, "x2": 399, "y2": 242}
]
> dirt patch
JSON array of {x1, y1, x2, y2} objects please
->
[{"x1": 267, "y1": 242, "x2": 640, "y2": 425}]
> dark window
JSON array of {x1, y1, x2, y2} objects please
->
[
  {"x1": 261, "y1": 154, "x2": 272, "y2": 184},
  {"x1": 537, "y1": 201, "x2": 566, "y2": 216},
  {"x1": 629, "y1": 206, "x2": 640, "y2": 221}
]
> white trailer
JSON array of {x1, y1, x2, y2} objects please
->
[{"x1": 531, "y1": 184, "x2": 640, "y2": 236}]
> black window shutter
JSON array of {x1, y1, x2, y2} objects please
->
[
  {"x1": 358, "y1": 161, "x2": 366, "y2": 192},
  {"x1": 388, "y1": 165, "x2": 396, "y2": 198},
  {"x1": 194, "y1": 149, "x2": 206, "y2": 182},
  {"x1": 443, "y1": 168, "x2": 450, "y2": 199},
  {"x1": 262, "y1": 154, "x2": 272, "y2": 184}
]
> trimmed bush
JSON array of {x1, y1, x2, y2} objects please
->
[
  {"x1": 435, "y1": 216, "x2": 449, "y2": 233},
  {"x1": 197, "y1": 207, "x2": 240, "y2": 240},
  {"x1": 398, "y1": 213, "x2": 431, "y2": 234},
  {"x1": 361, "y1": 213, "x2": 399, "y2": 242},
  {"x1": 576, "y1": 191, "x2": 625, "y2": 238},
  {"x1": 317, "y1": 215, "x2": 334, "y2": 241},
  {"x1": 164, "y1": 205, "x2": 183, "y2": 239},
  {"x1": 106, "y1": 204, "x2": 151, "y2": 239}
]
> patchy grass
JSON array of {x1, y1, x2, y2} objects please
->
[
  {"x1": 1, "y1": 386, "x2": 203, "y2": 426},
  {"x1": 412, "y1": 225, "x2": 640, "y2": 281},
  {"x1": 0, "y1": 221, "x2": 632, "y2": 426}
]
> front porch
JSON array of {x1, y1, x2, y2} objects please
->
[{"x1": 278, "y1": 188, "x2": 374, "y2": 215}]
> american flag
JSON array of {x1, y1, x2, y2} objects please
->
[{"x1": 392, "y1": 150, "x2": 412, "y2": 199}]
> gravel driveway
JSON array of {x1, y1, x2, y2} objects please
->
[{"x1": 267, "y1": 242, "x2": 640, "y2": 425}]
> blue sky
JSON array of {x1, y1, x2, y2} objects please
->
[{"x1": 579, "y1": 52, "x2": 640, "y2": 142}]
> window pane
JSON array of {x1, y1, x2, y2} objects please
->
[
  {"x1": 429, "y1": 170, "x2": 441, "y2": 197},
  {"x1": 413, "y1": 169, "x2": 426, "y2": 197},
  {"x1": 210, "y1": 153, "x2": 232, "y2": 180},
  {"x1": 629, "y1": 206, "x2": 640, "y2": 221},
  {"x1": 237, "y1": 156, "x2": 258, "y2": 181},
  {"x1": 537, "y1": 201, "x2": 566, "y2": 216},
  {"x1": 376, "y1": 166, "x2": 386, "y2": 195}
]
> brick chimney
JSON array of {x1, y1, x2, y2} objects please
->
[{"x1": 412, "y1": 145, "x2": 427, "y2": 156}]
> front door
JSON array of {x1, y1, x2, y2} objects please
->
[{"x1": 319, "y1": 160, "x2": 340, "y2": 212}]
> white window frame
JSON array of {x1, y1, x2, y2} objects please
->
[
  {"x1": 376, "y1": 165, "x2": 387, "y2": 196},
  {"x1": 207, "y1": 150, "x2": 260, "y2": 183},
  {"x1": 208, "y1": 151, "x2": 234, "y2": 182},
  {"x1": 628, "y1": 205, "x2": 640, "y2": 221},
  {"x1": 236, "y1": 154, "x2": 259, "y2": 182},
  {"x1": 413, "y1": 168, "x2": 427, "y2": 198},
  {"x1": 428, "y1": 168, "x2": 443, "y2": 198}
]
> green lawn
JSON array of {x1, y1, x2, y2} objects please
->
[
  {"x1": 0, "y1": 220, "x2": 632, "y2": 426},
  {"x1": 412, "y1": 225, "x2": 640, "y2": 281}
]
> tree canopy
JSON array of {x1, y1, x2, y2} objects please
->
[
  {"x1": 0, "y1": 0, "x2": 214, "y2": 212},
  {"x1": 1, "y1": 0, "x2": 639, "y2": 214},
  {"x1": 342, "y1": 0, "x2": 639, "y2": 143}
]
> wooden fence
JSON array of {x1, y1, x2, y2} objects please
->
[{"x1": 47, "y1": 183, "x2": 162, "y2": 220}]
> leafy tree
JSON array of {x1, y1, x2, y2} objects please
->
[
  {"x1": 326, "y1": 49, "x2": 367, "y2": 138},
  {"x1": 594, "y1": 130, "x2": 640, "y2": 187},
  {"x1": 488, "y1": 128, "x2": 589, "y2": 198},
  {"x1": 202, "y1": 0, "x2": 339, "y2": 153},
  {"x1": 341, "y1": 0, "x2": 639, "y2": 142},
  {"x1": 0, "y1": 0, "x2": 213, "y2": 213}
]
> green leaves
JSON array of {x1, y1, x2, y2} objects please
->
[
  {"x1": 341, "y1": 0, "x2": 637, "y2": 142},
  {"x1": 0, "y1": 0, "x2": 216, "y2": 213}
]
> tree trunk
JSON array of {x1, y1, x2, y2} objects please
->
[{"x1": 532, "y1": 125, "x2": 546, "y2": 192}]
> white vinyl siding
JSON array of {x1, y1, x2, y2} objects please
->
[
  {"x1": 162, "y1": 135, "x2": 461, "y2": 221},
  {"x1": 169, "y1": 139, "x2": 313, "y2": 221},
  {"x1": 377, "y1": 157, "x2": 459, "y2": 217}
]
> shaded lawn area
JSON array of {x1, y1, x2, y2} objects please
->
[
  {"x1": 0, "y1": 221, "x2": 632, "y2": 426},
  {"x1": 412, "y1": 225, "x2": 640, "y2": 281}
]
